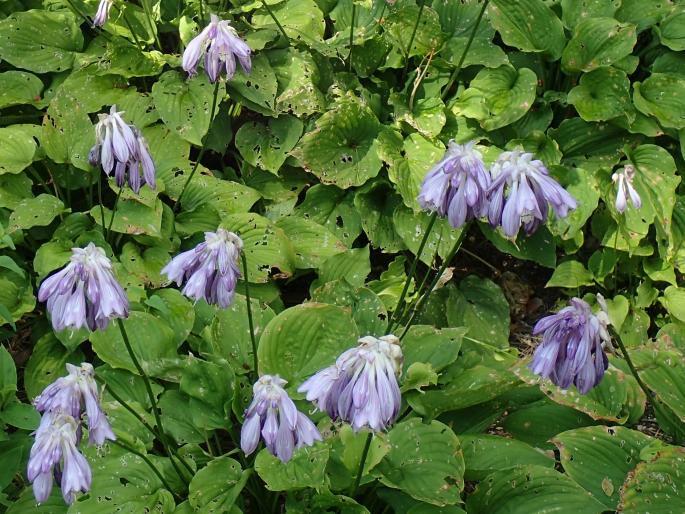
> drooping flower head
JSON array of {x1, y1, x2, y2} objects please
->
[
  {"x1": 38, "y1": 243, "x2": 129, "y2": 332},
  {"x1": 89, "y1": 105, "x2": 156, "y2": 193},
  {"x1": 182, "y1": 14, "x2": 252, "y2": 83},
  {"x1": 487, "y1": 150, "x2": 577, "y2": 238},
  {"x1": 161, "y1": 228, "x2": 243, "y2": 308},
  {"x1": 612, "y1": 164, "x2": 641, "y2": 214},
  {"x1": 529, "y1": 297, "x2": 610, "y2": 394},
  {"x1": 92, "y1": 0, "x2": 112, "y2": 27},
  {"x1": 418, "y1": 140, "x2": 491, "y2": 229},
  {"x1": 27, "y1": 411, "x2": 92, "y2": 505},
  {"x1": 34, "y1": 363, "x2": 116, "y2": 446},
  {"x1": 241, "y1": 375, "x2": 322, "y2": 463},
  {"x1": 298, "y1": 335, "x2": 403, "y2": 432}
]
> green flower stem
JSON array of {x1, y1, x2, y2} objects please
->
[
  {"x1": 349, "y1": 432, "x2": 373, "y2": 498},
  {"x1": 198, "y1": 0, "x2": 205, "y2": 25},
  {"x1": 110, "y1": 439, "x2": 178, "y2": 498},
  {"x1": 241, "y1": 252, "x2": 259, "y2": 378},
  {"x1": 609, "y1": 326, "x2": 652, "y2": 401},
  {"x1": 441, "y1": 0, "x2": 490, "y2": 101},
  {"x1": 261, "y1": 0, "x2": 290, "y2": 44},
  {"x1": 173, "y1": 80, "x2": 222, "y2": 213},
  {"x1": 116, "y1": 5, "x2": 145, "y2": 52},
  {"x1": 106, "y1": 185, "x2": 123, "y2": 244},
  {"x1": 348, "y1": 1, "x2": 356, "y2": 71},
  {"x1": 399, "y1": 228, "x2": 467, "y2": 340},
  {"x1": 400, "y1": 0, "x2": 425, "y2": 84},
  {"x1": 96, "y1": 375, "x2": 159, "y2": 438},
  {"x1": 394, "y1": 242, "x2": 441, "y2": 327},
  {"x1": 96, "y1": 170, "x2": 107, "y2": 239},
  {"x1": 141, "y1": 0, "x2": 162, "y2": 50},
  {"x1": 388, "y1": 211, "x2": 438, "y2": 333},
  {"x1": 115, "y1": 318, "x2": 190, "y2": 482}
]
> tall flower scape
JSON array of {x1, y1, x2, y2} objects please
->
[{"x1": 0, "y1": 0, "x2": 681, "y2": 512}]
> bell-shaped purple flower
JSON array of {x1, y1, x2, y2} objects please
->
[
  {"x1": 298, "y1": 335, "x2": 403, "y2": 432},
  {"x1": 90, "y1": 105, "x2": 156, "y2": 194},
  {"x1": 182, "y1": 14, "x2": 252, "y2": 83},
  {"x1": 92, "y1": 0, "x2": 112, "y2": 27},
  {"x1": 161, "y1": 228, "x2": 242, "y2": 308},
  {"x1": 240, "y1": 375, "x2": 322, "y2": 463},
  {"x1": 418, "y1": 140, "x2": 491, "y2": 229},
  {"x1": 38, "y1": 243, "x2": 129, "y2": 332},
  {"x1": 612, "y1": 164, "x2": 641, "y2": 214},
  {"x1": 488, "y1": 150, "x2": 577, "y2": 238},
  {"x1": 34, "y1": 363, "x2": 116, "y2": 446},
  {"x1": 530, "y1": 297, "x2": 610, "y2": 394},
  {"x1": 27, "y1": 411, "x2": 92, "y2": 505}
]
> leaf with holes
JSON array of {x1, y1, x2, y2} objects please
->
[
  {"x1": 375, "y1": 418, "x2": 464, "y2": 506},
  {"x1": 189, "y1": 456, "x2": 248, "y2": 511},
  {"x1": 562, "y1": 18, "x2": 637, "y2": 73},
  {"x1": 0, "y1": 126, "x2": 36, "y2": 176},
  {"x1": 633, "y1": 73, "x2": 685, "y2": 129},
  {"x1": 255, "y1": 445, "x2": 329, "y2": 491},
  {"x1": 235, "y1": 116, "x2": 303, "y2": 174}
]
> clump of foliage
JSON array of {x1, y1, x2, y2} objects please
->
[{"x1": 0, "y1": 0, "x2": 684, "y2": 512}]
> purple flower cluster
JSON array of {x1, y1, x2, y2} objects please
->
[
  {"x1": 38, "y1": 243, "x2": 129, "y2": 332},
  {"x1": 162, "y1": 228, "x2": 243, "y2": 308},
  {"x1": 89, "y1": 105, "x2": 156, "y2": 194},
  {"x1": 418, "y1": 142, "x2": 578, "y2": 237},
  {"x1": 182, "y1": 15, "x2": 252, "y2": 83},
  {"x1": 298, "y1": 335, "x2": 403, "y2": 432},
  {"x1": 241, "y1": 375, "x2": 322, "y2": 463},
  {"x1": 488, "y1": 150, "x2": 577, "y2": 237},
  {"x1": 28, "y1": 363, "x2": 115, "y2": 504},
  {"x1": 612, "y1": 164, "x2": 642, "y2": 214},
  {"x1": 529, "y1": 297, "x2": 610, "y2": 394},
  {"x1": 418, "y1": 141, "x2": 491, "y2": 229}
]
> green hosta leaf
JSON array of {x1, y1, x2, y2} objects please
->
[
  {"x1": 354, "y1": 181, "x2": 406, "y2": 253},
  {"x1": 255, "y1": 445, "x2": 329, "y2": 491},
  {"x1": 42, "y1": 93, "x2": 95, "y2": 171},
  {"x1": 253, "y1": 0, "x2": 325, "y2": 44},
  {"x1": 548, "y1": 165, "x2": 600, "y2": 241},
  {"x1": 562, "y1": 18, "x2": 637, "y2": 73},
  {"x1": 0, "y1": 173, "x2": 33, "y2": 210},
  {"x1": 314, "y1": 246, "x2": 370, "y2": 288},
  {"x1": 560, "y1": 0, "x2": 620, "y2": 30},
  {"x1": 0, "y1": 10, "x2": 83, "y2": 73},
  {"x1": 488, "y1": 0, "x2": 566, "y2": 60},
  {"x1": 546, "y1": 260, "x2": 594, "y2": 288},
  {"x1": 553, "y1": 426, "x2": 655, "y2": 510},
  {"x1": 444, "y1": 37, "x2": 508, "y2": 69},
  {"x1": 0, "y1": 126, "x2": 36, "y2": 175},
  {"x1": 298, "y1": 96, "x2": 383, "y2": 188},
  {"x1": 235, "y1": 116, "x2": 303, "y2": 174},
  {"x1": 152, "y1": 71, "x2": 220, "y2": 146},
  {"x1": 167, "y1": 172, "x2": 261, "y2": 217},
  {"x1": 8, "y1": 194, "x2": 65, "y2": 232},
  {"x1": 384, "y1": 3, "x2": 444, "y2": 57},
  {"x1": 662, "y1": 286, "x2": 685, "y2": 323},
  {"x1": 657, "y1": 12, "x2": 685, "y2": 51},
  {"x1": 393, "y1": 206, "x2": 463, "y2": 265},
  {"x1": 146, "y1": 289, "x2": 195, "y2": 347},
  {"x1": 258, "y1": 303, "x2": 358, "y2": 384},
  {"x1": 453, "y1": 65, "x2": 537, "y2": 131},
  {"x1": 268, "y1": 48, "x2": 326, "y2": 117},
  {"x1": 630, "y1": 339, "x2": 685, "y2": 422},
  {"x1": 0, "y1": 71, "x2": 43, "y2": 108},
  {"x1": 78, "y1": 37, "x2": 166, "y2": 78},
  {"x1": 479, "y1": 224, "x2": 557, "y2": 268},
  {"x1": 619, "y1": 446, "x2": 685, "y2": 513},
  {"x1": 90, "y1": 312, "x2": 177, "y2": 375},
  {"x1": 0, "y1": 263, "x2": 35, "y2": 324},
  {"x1": 221, "y1": 212, "x2": 296, "y2": 282},
  {"x1": 91, "y1": 198, "x2": 163, "y2": 237},
  {"x1": 158, "y1": 390, "x2": 204, "y2": 444},
  {"x1": 567, "y1": 67, "x2": 631, "y2": 121},
  {"x1": 189, "y1": 456, "x2": 248, "y2": 512},
  {"x1": 401, "y1": 326, "x2": 465, "y2": 374},
  {"x1": 310, "y1": 280, "x2": 387, "y2": 337},
  {"x1": 24, "y1": 333, "x2": 84, "y2": 399},
  {"x1": 275, "y1": 215, "x2": 346, "y2": 269},
  {"x1": 513, "y1": 363, "x2": 646, "y2": 424},
  {"x1": 338, "y1": 426, "x2": 390, "y2": 477},
  {"x1": 385, "y1": 133, "x2": 444, "y2": 210},
  {"x1": 70, "y1": 445, "x2": 176, "y2": 513},
  {"x1": 375, "y1": 419, "x2": 464, "y2": 506},
  {"x1": 461, "y1": 434, "x2": 554, "y2": 480},
  {"x1": 616, "y1": 0, "x2": 672, "y2": 32},
  {"x1": 466, "y1": 465, "x2": 606, "y2": 514},
  {"x1": 633, "y1": 73, "x2": 685, "y2": 129},
  {"x1": 226, "y1": 53, "x2": 278, "y2": 115},
  {"x1": 202, "y1": 293, "x2": 275, "y2": 375},
  {"x1": 120, "y1": 243, "x2": 168, "y2": 288},
  {"x1": 0, "y1": 346, "x2": 16, "y2": 408},
  {"x1": 446, "y1": 275, "x2": 510, "y2": 349}
]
